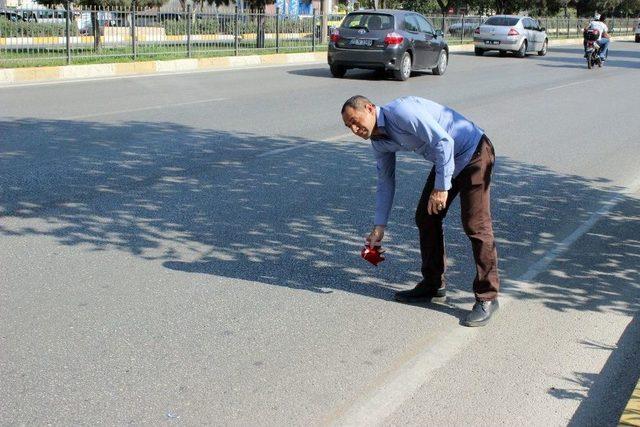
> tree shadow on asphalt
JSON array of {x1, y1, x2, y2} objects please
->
[
  {"x1": 1, "y1": 118, "x2": 639, "y2": 320},
  {"x1": 548, "y1": 313, "x2": 640, "y2": 425}
]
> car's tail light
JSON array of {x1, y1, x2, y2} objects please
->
[
  {"x1": 474, "y1": 27, "x2": 480, "y2": 34},
  {"x1": 330, "y1": 29, "x2": 341, "y2": 43},
  {"x1": 507, "y1": 28, "x2": 519, "y2": 36},
  {"x1": 384, "y1": 32, "x2": 404, "y2": 45}
]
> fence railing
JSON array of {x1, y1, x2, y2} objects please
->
[{"x1": 0, "y1": 8, "x2": 637, "y2": 68}]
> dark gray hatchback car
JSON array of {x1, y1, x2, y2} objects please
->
[{"x1": 327, "y1": 9, "x2": 449, "y2": 81}]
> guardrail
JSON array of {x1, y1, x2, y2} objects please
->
[{"x1": 0, "y1": 8, "x2": 637, "y2": 68}]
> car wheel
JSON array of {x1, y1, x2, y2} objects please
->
[
  {"x1": 432, "y1": 50, "x2": 448, "y2": 75},
  {"x1": 394, "y1": 52, "x2": 412, "y2": 81},
  {"x1": 538, "y1": 39, "x2": 548, "y2": 56},
  {"x1": 474, "y1": 47, "x2": 484, "y2": 56},
  {"x1": 516, "y1": 40, "x2": 527, "y2": 58},
  {"x1": 330, "y1": 64, "x2": 347, "y2": 78},
  {"x1": 635, "y1": 34, "x2": 640, "y2": 43}
]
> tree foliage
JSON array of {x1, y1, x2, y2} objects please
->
[{"x1": 344, "y1": 0, "x2": 640, "y2": 15}]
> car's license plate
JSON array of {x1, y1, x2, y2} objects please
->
[
  {"x1": 350, "y1": 38, "x2": 373, "y2": 47},
  {"x1": 485, "y1": 40, "x2": 500, "y2": 45}
]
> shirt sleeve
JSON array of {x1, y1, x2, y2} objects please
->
[
  {"x1": 373, "y1": 149, "x2": 396, "y2": 226},
  {"x1": 393, "y1": 106, "x2": 455, "y2": 191}
]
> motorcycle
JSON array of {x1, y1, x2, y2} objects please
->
[{"x1": 584, "y1": 28, "x2": 604, "y2": 69}]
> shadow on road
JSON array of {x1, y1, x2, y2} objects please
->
[
  {"x1": 557, "y1": 313, "x2": 640, "y2": 425},
  {"x1": 288, "y1": 67, "x2": 385, "y2": 80},
  {"x1": 287, "y1": 67, "x2": 437, "y2": 80},
  {"x1": 1, "y1": 118, "x2": 639, "y2": 320}
]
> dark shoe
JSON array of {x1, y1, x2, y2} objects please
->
[
  {"x1": 463, "y1": 299, "x2": 499, "y2": 327},
  {"x1": 394, "y1": 282, "x2": 446, "y2": 303}
]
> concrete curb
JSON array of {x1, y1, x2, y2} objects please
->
[
  {"x1": 0, "y1": 35, "x2": 634, "y2": 85},
  {"x1": 0, "y1": 51, "x2": 328, "y2": 85},
  {"x1": 620, "y1": 377, "x2": 640, "y2": 426}
]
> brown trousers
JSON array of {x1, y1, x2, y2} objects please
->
[{"x1": 415, "y1": 135, "x2": 500, "y2": 301}]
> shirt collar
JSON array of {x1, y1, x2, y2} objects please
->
[
  {"x1": 376, "y1": 106, "x2": 386, "y2": 129},
  {"x1": 372, "y1": 106, "x2": 388, "y2": 140}
]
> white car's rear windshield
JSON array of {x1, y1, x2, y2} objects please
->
[
  {"x1": 484, "y1": 17, "x2": 520, "y2": 26},
  {"x1": 341, "y1": 13, "x2": 394, "y2": 30}
]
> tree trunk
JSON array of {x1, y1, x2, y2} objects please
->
[{"x1": 92, "y1": 10, "x2": 101, "y2": 52}]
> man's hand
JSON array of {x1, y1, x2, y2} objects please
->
[
  {"x1": 428, "y1": 189, "x2": 448, "y2": 215},
  {"x1": 366, "y1": 225, "x2": 385, "y2": 247}
]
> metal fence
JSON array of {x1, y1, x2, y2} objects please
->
[
  {"x1": 0, "y1": 7, "x2": 637, "y2": 68},
  {"x1": 0, "y1": 6, "x2": 341, "y2": 67},
  {"x1": 433, "y1": 15, "x2": 636, "y2": 43}
]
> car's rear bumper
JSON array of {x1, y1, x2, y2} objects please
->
[
  {"x1": 473, "y1": 37, "x2": 520, "y2": 50},
  {"x1": 328, "y1": 46, "x2": 402, "y2": 70}
]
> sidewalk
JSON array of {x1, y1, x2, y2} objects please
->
[{"x1": 0, "y1": 35, "x2": 633, "y2": 85}]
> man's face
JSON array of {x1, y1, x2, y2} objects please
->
[{"x1": 342, "y1": 104, "x2": 377, "y2": 140}]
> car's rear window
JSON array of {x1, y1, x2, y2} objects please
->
[
  {"x1": 484, "y1": 16, "x2": 520, "y2": 26},
  {"x1": 341, "y1": 13, "x2": 394, "y2": 31}
]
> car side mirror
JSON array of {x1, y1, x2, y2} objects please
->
[
  {"x1": 539, "y1": 27, "x2": 546, "y2": 31},
  {"x1": 435, "y1": 29, "x2": 444, "y2": 37}
]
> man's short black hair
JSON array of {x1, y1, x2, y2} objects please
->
[
  {"x1": 342, "y1": 95, "x2": 373, "y2": 114},
  {"x1": 599, "y1": 14, "x2": 606, "y2": 21}
]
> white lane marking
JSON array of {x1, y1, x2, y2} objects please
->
[
  {"x1": 519, "y1": 197, "x2": 621, "y2": 281},
  {"x1": 545, "y1": 79, "x2": 594, "y2": 91},
  {"x1": 60, "y1": 98, "x2": 227, "y2": 120},
  {"x1": 255, "y1": 133, "x2": 354, "y2": 158},
  {"x1": 330, "y1": 179, "x2": 640, "y2": 426},
  {"x1": 0, "y1": 62, "x2": 325, "y2": 89}
]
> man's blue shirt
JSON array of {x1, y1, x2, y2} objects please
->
[{"x1": 371, "y1": 96, "x2": 484, "y2": 226}]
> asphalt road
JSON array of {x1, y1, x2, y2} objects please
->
[{"x1": 1, "y1": 40, "x2": 639, "y2": 425}]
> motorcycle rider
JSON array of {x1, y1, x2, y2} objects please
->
[{"x1": 584, "y1": 14, "x2": 611, "y2": 62}]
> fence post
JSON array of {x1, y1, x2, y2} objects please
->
[
  {"x1": 555, "y1": 16, "x2": 559, "y2": 38},
  {"x1": 187, "y1": 4, "x2": 192, "y2": 58},
  {"x1": 234, "y1": 5, "x2": 239, "y2": 56},
  {"x1": 65, "y1": 0, "x2": 71, "y2": 65},
  {"x1": 566, "y1": 17, "x2": 569, "y2": 38},
  {"x1": 276, "y1": 7, "x2": 280, "y2": 53},
  {"x1": 460, "y1": 14, "x2": 464, "y2": 43},
  {"x1": 130, "y1": 0, "x2": 137, "y2": 60},
  {"x1": 312, "y1": 9, "x2": 317, "y2": 52}
]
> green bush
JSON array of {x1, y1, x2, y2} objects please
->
[
  {"x1": 164, "y1": 19, "x2": 222, "y2": 36},
  {"x1": 264, "y1": 17, "x2": 310, "y2": 33},
  {"x1": 160, "y1": 16, "x2": 313, "y2": 37},
  {"x1": 0, "y1": 18, "x2": 79, "y2": 37}
]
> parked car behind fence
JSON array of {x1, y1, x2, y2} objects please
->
[
  {"x1": 1, "y1": 9, "x2": 25, "y2": 22},
  {"x1": 448, "y1": 20, "x2": 478, "y2": 36}
]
